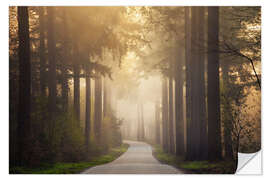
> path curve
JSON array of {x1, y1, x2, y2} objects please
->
[{"x1": 81, "y1": 140, "x2": 183, "y2": 174}]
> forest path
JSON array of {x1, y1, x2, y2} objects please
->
[{"x1": 81, "y1": 140, "x2": 183, "y2": 174}]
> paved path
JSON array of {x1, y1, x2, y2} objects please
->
[{"x1": 81, "y1": 140, "x2": 183, "y2": 174}]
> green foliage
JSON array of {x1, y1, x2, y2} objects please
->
[
  {"x1": 152, "y1": 144, "x2": 236, "y2": 174},
  {"x1": 100, "y1": 112, "x2": 122, "y2": 152},
  {"x1": 10, "y1": 143, "x2": 129, "y2": 174}
]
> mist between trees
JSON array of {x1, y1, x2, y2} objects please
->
[{"x1": 9, "y1": 6, "x2": 261, "y2": 172}]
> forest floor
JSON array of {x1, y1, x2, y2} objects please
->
[
  {"x1": 9, "y1": 143, "x2": 129, "y2": 174},
  {"x1": 152, "y1": 144, "x2": 237, "y2": 174}
]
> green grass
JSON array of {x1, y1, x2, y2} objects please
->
[
  {"x1": 152, "y1": 144, "x2": 236, "y2": 174},
  {"x1": 10, "y1": 143, "x2": 129, "y2": 174}
]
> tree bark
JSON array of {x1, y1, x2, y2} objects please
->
[
  {"x1": 38, "y1": 7, "x2": 46, "y2": 97},
  {"x1": 94, "y1": 75, "x2": 102, "y2": 143},
  {"x1": 174, "y1": 51, "x2": 184, "y2": 156},
  {"x1": 198, "y1": 7, "x2": 208, "y2": 160},
  {"x1": 222, "y1": 61, "x2": 234, "y2": 160},
  {"x1": 61, "y1": 9, "x2": 69, "y2": 111},
  {"x1": 137, "y1": 102, "x2": 141, "y2": 141},
  {"x1": 17, "y1": 6, "x2": 31, "y2": 165},
  {"x1": 73, "y1": 43, "x2": 80, "y2": 127},
  {"x1": 162, "y1": 77, "x2": 169, "y2": 152},
  {"x1": 140, "y1": 102, "x2": 145, "y2": 140},
  {"x1": 47, "y1": 7, "x2": 57, "y2": 137},
  {"x1": 155, "y1": 100, "x2": 161, "y2": 144},
  {"x1": 207, "y1": 6, "x2": 222, "y2": 161},
  {"x1": 85, "y1": 64, "x2": 91, "y2": 151},
  {"x1": 168, "y1": 74, "x2": 175, "y2": 153},
  {"x1": 185, "y1": 6, "x2": 193, "y2": 160}
]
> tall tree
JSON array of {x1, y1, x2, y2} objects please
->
[
  {"x1": 221, "y1": 61, "x2": 234, "y2": 160},
  {"x1": 94, "y1": 75, "x2": 102, "y2": 143},
  {"x1": 207, "y1": 7, "x2": 222, "y2": 161},
  {"x1": 198, "y1": 7, "x2": 208, "y2": 160},
  {"x1": 103, "y1": 77, "x2": 108, "y2": 117},
  {"x1": 155, "y1": 100, "x2": 161, "y2": 144},
  {"x1": 162, "y1": 77, "x2": 169, "y2": 152},
  {"x1": 38, "y1": 7, "x2": 46, "y2": 96},
  {"x1": 137, "y1": 102, "x2": 141, "y2": 141},
  {"x1": 61, "y1": 9, "x2": 69, "y2": 111},
  {"x1": 85, "y1": 63, "x2": 91, "y2": 151},
  {"x1": 168, "y1": 70, "x2": 175, "y2": 153},
  {"x1": 47, "y1": 7, "x2": 57, "y2": 137},
  {"x1": 140, "y1": 102, "x2": 145, "y2": 140},
  {"x1": 17, "y1": 6, "x2": 31, "y2": 165},
  {"x1": 185, "y1": 6, "x2": 192, "y2": 160},
  {"x1": 73, "y1": 43, "x2": 80, "y2": 126},
  {"x1": 174, "y1": 49, "x2": 184, "y2": 156}
]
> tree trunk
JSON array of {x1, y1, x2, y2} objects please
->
[
  {"x1": 207, "y1": 6, "x2": 222, "y2": 161},
  {"x1": 38, "y1": 7, "x2": 46, "y2": 97},
  {"x1": 222, "y1": 61, "x2": 234, "y2": 160},
  {"x1": 198, "y1": 7, "x2": 208, "y2": 160},
  {"x1": 137, "y1": 103, "x2": 141, "y2": 141},
  {"x1": 85, "y1": 64, "x2": 91, "y2": 151},
  {"x1": 141, "y1": 102, "x2": 145, "y2": 140},
  {"x1": 47, "y1": 7, "x2": 57, "y2": 138},
  {"x1": 17, "y1": 6, "x2": 31, "y2": 166},
  {"x1": 94, "y1": 75, "x2": 102, "y2": 143},
  {"x1": 61, "y1": 9, "x2": 69, "y2": 111},
  {"x1": 168, "y1": 74, "x2": 175, "y2": 153},
  {"x1": 174, "y1": 51, "x2": 184, "y2": 156},
  {"x1": 73, "y1": 43, "x2": 80, "y2": 127},
  {"x1": 103, "y1": 77, "x2": 107, "y2": 117},
  {"x1": 155, "y1": 100, "x2": 161, "y2": 144},
  {"x1": 185, "y1": 6, "x2": 193, "y2": 160},
  {"x1": 162, "y1": 77, "x2": 169, "y2": 152}
]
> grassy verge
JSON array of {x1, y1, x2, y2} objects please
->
[
  {"x1": 152, "y1": 144, "x2": 236, "y2": 174},
  {"x1": 10, "y1": 143, "x2": 129, "y2": 174}
]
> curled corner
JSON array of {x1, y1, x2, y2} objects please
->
[{"x1": 236, "y1": 150, "x2": 262, "y2": 175}]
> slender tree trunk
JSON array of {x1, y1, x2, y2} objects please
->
[
  {"x1": 17, "y1": 6, "x2": 31, "y2": 166},
  {"x1": 94, "y1": 75, "x2": 102, "y2": 143},
  {"x1": 207, "y1": 6, "x2": 222, "y2": 161},
  {"x1": 73, "y1": 43, "x2": 80, "y2": 127},
  {"x1": 198, "y1": 7, "x2": 208, "y2": 160},
  {"x1": 174, "y1": 51, "x2": 184, "y2": 156},
  {"x1": 155, "y1": 100, "x2": 161, "y2": 144},
  {"x1": 185, "y1": 6, "x2": 193, "y2": 160},
  {"x1": 168, "y1": 74, "x2": 175, "y2": 153},
  {"x1": 85, "y1": 64, "x2": 91, "y2": 151},
  {"x1": 38, "y1": 7, "x2": 46, "y2": 96},
  {"x1": 162, "y1": 77, "x2": 169, "y2": 152},
  {"x1": 61, "y1": 9, "x2": 69, "y2": 111},
  {"x1": 141, "y1": 102, "x2": 145, "y2": 140},
  {"x1": 222, "y1": 61, "x2": 234, "y2": 160},
  {"x1": 137, "y1": 103, "x2": 141, "y2": 141},
  {"x1": 103, "y1": 77, "x2": 107, "y2": 117},
  {"x1": 190, "y1": 7, "x2": 201, "y2": 160},
  {"x1": 47, "y1": 7, "x2": 57, "y2": 138}
]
